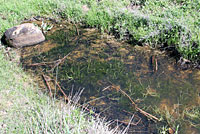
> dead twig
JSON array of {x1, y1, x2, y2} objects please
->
[
  {"x1": 118, "y1": 88, "x2": 159, "y2": 121},
  {"x1": 116, "y1": 118, "x2": 141, "y2": 126},
  {"x1": 42, "y1": 74, "x2": 52, "y2": 97},
  {"x1": 43, "y1": 74, "x2": 100, "y2": 117},
  {"x1": 152, "y1": 55, "x2": 158, "y2": 72},
  {"x1": 123, "y1": 110, "x2": 135, "y2": 116},
  {"x1": 103, "y1": 84, "x2": 159, "y2": 121},
  {"x1": 42, "y1": 73, "x2": 103, "y2": 118},
  {"x1": 54, "y1": 82, "x2": 100, "y2": 117},
  {"x1": 55, "y1": 81, "x2": 68, "y2": 101},
  {"x1": 29, "y1": 61, "x2": 55, "y2": 66},
  {"x1": 49, "y1": 52, "x2": 71, "y2": 72},
  {"x1": 122, "y1": 110, "x2": 142, "y2": 124},
  {"x1": 29, "y1": 53, "x2": 70, "y2": 67},
  {"x1": 28, "y1": 52, "x2": 71, "y2": 71},
  {"x1": 73, "y1": 22, "x2": 79, "y2": 36},
  {"x1": 42, "y1": 74, "x2": 69, "y2": 101},
  {"x1": 102, "y1": 86, "x2": 111, "y2": 91},
  {"x1": 80, "y1": 104, "x2": 100, "y2": 117}
]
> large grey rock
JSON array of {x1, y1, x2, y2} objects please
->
[{"x1": 4, "y1": 23, "x2": 45, "y2": 48}]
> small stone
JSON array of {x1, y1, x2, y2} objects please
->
[
  {"x1": 82, "y1": 5, "x2": 90, "y2": 13},
  {"x1": 3, "y1": 23, "x2": 45, "y2": 48}
]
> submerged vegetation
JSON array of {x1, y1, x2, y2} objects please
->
[
  {"x1": 21, "y1": 21, "x2": 200, "y2": 133},
  {"x1": 0, "y1": 0, "x2": 200, "y2": 133}
]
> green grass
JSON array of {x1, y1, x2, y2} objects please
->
[
  {"x1": 184, "y1": 106, "x2": 200, "y2": 129},
  {"x1": 1, "y1": 0, "x2": 199, "y2": 62},
  {"x1": 82, "y1": 0, "x2": 200, "y2": 62},
  {"x1": 0, "y1": 0, "x2": 54, "y2": 32}
]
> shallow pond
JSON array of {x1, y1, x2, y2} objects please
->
[{"x1": 20, "y1": 20, "x2": 200, "y2": 134}]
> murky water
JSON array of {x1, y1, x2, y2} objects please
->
[{"x1": 20, "y1": 20, "x2": 200, "y2": 133}]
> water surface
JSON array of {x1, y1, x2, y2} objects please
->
[{"x1": 20, "y1": 20, "x2": 200, "y2": 133}]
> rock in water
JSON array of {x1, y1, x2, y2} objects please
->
[{"x1": 3, "y1": 23, "x2": 45, "y2": 48}]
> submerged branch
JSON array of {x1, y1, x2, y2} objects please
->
[
  {"x1": 28, "y1": 52, "x2": 71, "y2": 70},
  {"x1": 42, "y1": 74, "x2": 100, "y2": 117},
  {"x1": 118, "y1": 88, "x2": 159, "y2": 121},
  {"x1": 103, "y1": 84, "x2": 159, "y2": 121},
  {"x1": 42, "y1": 74, "x2": 52, "y2": 97},
  {"x1": 55, "y1": 81, "x2": 69, "y2": 101},
  {"x1": 115, "y1": 117, "x2": 141, "y2": 126}
]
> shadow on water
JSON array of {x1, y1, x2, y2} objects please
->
[{"x1": 20, "y1": 20, "x2": 200, "y2": 134}]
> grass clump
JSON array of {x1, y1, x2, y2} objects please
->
[
  {"x1": 1, "y1": 0, "x2": 199, "y2": 62},
  {"x1": 0, "y1": 0, "x2": 58, "y2": 33},
  {"x1": 61, "y1": 0, "x2": 200, "y2": 63},
  {"x1": 78, "y1": 0, "x2": 200, "y2": 62},
  {"x1": 184, "y1": 106, "x2": 200, "y2": 129}
]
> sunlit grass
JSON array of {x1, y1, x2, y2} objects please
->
[{"x1": 0, "y1": 0, "x2": 199, "y2": 61}]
